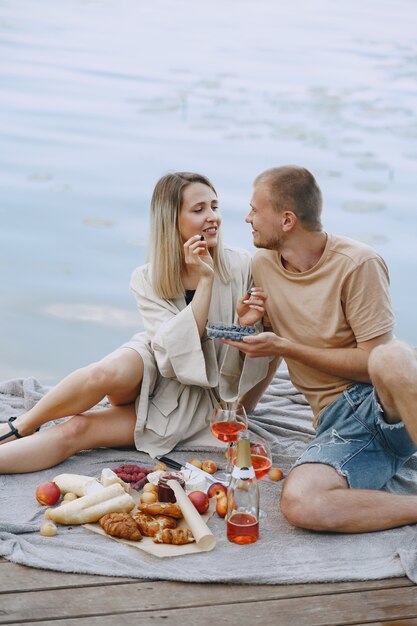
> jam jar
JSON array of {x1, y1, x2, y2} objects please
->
[{"x1": 157, "y1": 471, "x2": 185, "y2": 503}]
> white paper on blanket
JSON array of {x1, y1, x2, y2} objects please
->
[
  {"x1": 168, "y1": 479, "x2": 216, "y2": 551},
  {"x1": 84, "y1": 483, "x2": 216, "y2": 558}
]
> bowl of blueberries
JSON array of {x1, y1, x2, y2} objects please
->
[{"x1": 206, "y1": 323, "x2": 257, "y2": 342}]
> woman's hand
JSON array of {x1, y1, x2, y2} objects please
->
[
  {"x1": 183, "y1": 235, "x2": 214, "y2": 278},
  {"x1": 237, "y1": 287, "x2": 267, "y2": 327}
]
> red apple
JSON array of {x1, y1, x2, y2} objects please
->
[
  {"x1": 216, "y1": 495, "x2": 228, "y2": 518},
  {"x1": 188, "y1": 490, "x2": 209, "y2": 514},
  {"x1": 35, "y1": 481, "x2": 61, "y2": 506},
  {"x1": 201, "y1": 459, "x2": 217, "y2": 474},
  {"x1": 207, "y1": 482, "x2": 227, "y2": 500}
]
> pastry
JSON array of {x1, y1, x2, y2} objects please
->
[
  {"x1": 153, "y1": 528, "x2": 195, "y2": 545},
  {"x1": 137, "y1": 501, "x2": 183, "y2": 519},
  {"x1": 133, "y1": 512, "x2": 177, "y2": 537},
  {"x1": 99, "y1": 512, "x2": 142, "y2": 541}
]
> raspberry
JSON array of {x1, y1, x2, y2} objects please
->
[{"x1": 112, "y1": 463, "x2": 152, "y2": 485}]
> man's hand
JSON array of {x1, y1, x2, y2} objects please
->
[
  {"x1": 222, "y1": 331, "x2": 287, "y2": 357},
  {"x1": 223, "y1": 329, "x2": 394, "y2": 383},
  {"x1": 236, "y1": 288, "x2": 267, "y2": 327}
]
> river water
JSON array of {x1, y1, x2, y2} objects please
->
[{"x1": 1, "y1": 0, "x2": 416, "y2": 383}]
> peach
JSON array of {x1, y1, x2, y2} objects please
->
[
  {"x1": 63, "y1": 492, "x2": 78, "y2": 502},
  {"x1": 40, "y1": 521, "x2": 57, "y2": 537},
  {"x1": 201, "y1": 459, "x2": 217, "y2": 474},
  {"x1": 216, "y1": 495, "x2": 228, "y2": 518},
  {"x1": 35, "y1": 481, "x2": 61, "y2": 506},
  {"x1": 269, "y1": 467, "x2": 284, "y2": 481},
  {"x1": 143, "y1": 482, "x2": 158, "y2": 493},
  {"x1": 207, "y1": 482, "x2": 227, "y2": 500},
  {"x1": 188, "y1": 458, "x2": 202, "y2": 469},
  {"x1": 188, "y1": 490, "x2": 209, "y2": 514},
  {"x1": 140, "y1": 491, "x2": 158, "y2": 504}
]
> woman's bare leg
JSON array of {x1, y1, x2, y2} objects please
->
[
  {"x1": 0, "y1": 404, "x2": 137, "y2": 473},
  {"x1": 0, "y1": 348, "x2": 143, "y2": 444}
]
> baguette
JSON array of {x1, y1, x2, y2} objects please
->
[
  {"x1": 45, "y1": 483, "x2": 135, "y2": 524},
  {"x1": 53, "y1": 473, "x2": 97, "y2": 497}
]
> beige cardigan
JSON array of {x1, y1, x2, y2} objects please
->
[{"x1": 127, "y1": 246, "x2": 270, "y2": 457}]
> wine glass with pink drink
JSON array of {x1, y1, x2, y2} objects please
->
[{"x1": 210, "y1": 401, "x2": 248, "y2": 481}]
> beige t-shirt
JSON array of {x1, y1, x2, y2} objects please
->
[{"x1": 252, "y1": 234, "x2": 395, "y2": 427}]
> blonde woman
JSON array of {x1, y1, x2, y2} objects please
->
[{"x1": 0, "y1": 172, "x2": 273, "y2": 472}]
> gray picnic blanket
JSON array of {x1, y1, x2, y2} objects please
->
[{"x1": 1, "y1": 368, "x2": 417, "y2": 585}]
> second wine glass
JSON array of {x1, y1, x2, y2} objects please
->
[{"x1": 210, "y1": 401, "x2": 247, "y2": 481}]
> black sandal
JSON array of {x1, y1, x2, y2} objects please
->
[
  {"x1": 0, "y1": 417, "x2": 40, "y2": 442},
  {"x1": 0, "y1": 417, "x2": 22, "y2": 441}
]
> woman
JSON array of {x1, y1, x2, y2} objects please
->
[{"x1": 0, "y1": 172, "x2": 273, "y2": 472}]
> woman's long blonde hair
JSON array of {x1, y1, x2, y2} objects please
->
[{"x1": 148, "y1": 172, "x2": 231, "y2": 299}]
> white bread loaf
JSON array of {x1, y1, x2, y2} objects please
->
[
  {"x1": 53, "y1": 473, "x2": 97, "y2": 497},
  {"x1": 45, "y1": 483, "x2": 135, "y2": 524}
]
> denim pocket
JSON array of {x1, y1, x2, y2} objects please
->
[{"x1": 343, "y1": 383, "x2": 374, "y2": 410}]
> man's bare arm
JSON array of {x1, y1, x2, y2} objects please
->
[
  {"x1": 224, "y1": 330, "x2": 393, "y2": 383},
  {"x1": 239, "y1": 356, "x2": 280, "y2": 413}
]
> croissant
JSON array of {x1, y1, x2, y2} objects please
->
[
  {"x1": 155, "y1": 514, "x2": 178, "y2": 529},
  {"x1": 137, "y1": 502, "x2": 183, "y2": 519},
  {"x1": 99, "y1": 512, "x2": 142, "y2": 542},
  {"x1": 153, "y1": 528, "x2": 195, "y2": 545},
  {"x1": 133, "y1": 512, "x2": 177, "y2": 537}
]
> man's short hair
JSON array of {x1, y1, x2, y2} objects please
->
[{"x1": 254, "y1": 166, "x2": 323, "y2": 231}]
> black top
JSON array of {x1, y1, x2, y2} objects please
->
[{"x1": 184, "y1": 290, "x2": 196, "y2": 305}]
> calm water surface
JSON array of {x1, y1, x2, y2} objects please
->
[{"x1": 1, "y1": 0, "x2": 416, "y2": 383}]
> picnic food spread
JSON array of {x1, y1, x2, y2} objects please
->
[
  {"x1": 34, "y1": 456, "x2": 284, "y2": 555},
  {"x1": 34, "y1": 461, "x2": 219, "y2": 555}
]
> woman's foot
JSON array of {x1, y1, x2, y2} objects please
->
[{"x1": 0, "y1": 416, "x2": 39, "y2": 445}]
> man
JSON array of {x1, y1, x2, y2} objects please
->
[{"x1": 225, "y1": 165, "x2": 417, "y2": 533}]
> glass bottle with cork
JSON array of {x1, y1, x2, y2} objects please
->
[{"x1": 227, "y1": 429, "x2": 260, "y2": 544}]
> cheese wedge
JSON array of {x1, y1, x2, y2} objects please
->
[{"x1": 100, "y1": 468, "x2": 130, "y2": 492}]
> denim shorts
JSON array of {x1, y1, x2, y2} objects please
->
[{"x1": 293, "y1": 383, "x2": 417, "y2": 489}]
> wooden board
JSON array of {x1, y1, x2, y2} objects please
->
[{"x1": 1, "y1": 558, "x2": 416, "y2": 626}]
